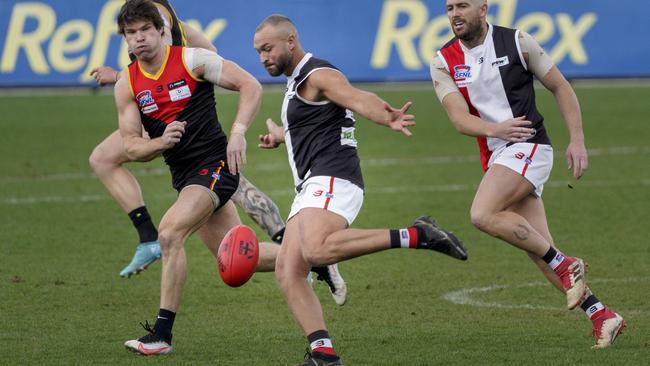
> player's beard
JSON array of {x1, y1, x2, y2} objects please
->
[
  {"x1": 453, "y1": 16, "x2": 483, "y2": 44},
  {"x1": 268, "y1": 50, "x2": 292, "y2": 77}
]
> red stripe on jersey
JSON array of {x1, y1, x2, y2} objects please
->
[
  {"x1": 521, "y1": 143, "x2": 538, "y2": 176},
  {"x1": 440, "y1": 41, "x2": 491, "y2": 171},
  {"x1": 323, "y1": 176, "x2": 335, "y2": 210}
]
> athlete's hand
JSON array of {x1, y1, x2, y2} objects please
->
[
  {"x1": 161, "y1": 121, "x2": 186, "y2": 149},
  {"x1": 385, "y1": 101, "x2": 415, "y2": 137},
  {"x1": 227, "y1": 131, "x2": 247, "y2": 174},
  {"x1": 566, "y1": 140, "x2": 588, "y2": 179},
  {"x1": 490, "y1": 116, "x2": 535, "y2": 142},
  {"x1": 90, "y1": 66, "x2": 119, "y2": 86},
  {"x1": 258, "y1": 118, "x2": 284, "y2": 149}
]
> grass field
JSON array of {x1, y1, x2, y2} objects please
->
[{"x1": 1, "y1": 83, "x2": 648, "y2": 365}]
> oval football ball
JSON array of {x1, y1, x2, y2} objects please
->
[{"x1": 217, "y1": 224, "x2": 259, "y2": 287}]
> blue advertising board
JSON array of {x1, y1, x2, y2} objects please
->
[{"x1": 0, "y1": 0, "x2": 648, "y2": 86}]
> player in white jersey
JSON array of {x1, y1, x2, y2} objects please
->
[
  {"x1": 431, "y1": 0, "x2": 625, "y2": 349},
  {"x1": 254, "y1": 14, "x2": 468, "y2": 365}
]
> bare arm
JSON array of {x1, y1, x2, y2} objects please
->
[
  {"x1": 520, "y1": 32, "x2": 587, "y2": 178},
  {"x1": 306, "y1": 69, "x2": 415, "y2": 136},
  {"x1": 182, "y1": 21, "x2": 217, "y2": 52},
  {"x1": 539, "y1": 66, "x2": 587, "y2": 178},
  {"x1": 190, "y1": 49, "x2": 262, "y2": 173},
  {"x1": 431, "y1": 55, "x2": 535, "y2": 142},
  {"x1": 115, "y1": 71, "x2": 184, "y2": 161}
]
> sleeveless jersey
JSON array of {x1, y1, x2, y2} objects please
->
[
  {"x1": 437, "y1": 24, "x2": 551, "y2": 171},
  {"x1": 282, "y1": 53, "x2": 364, "y2": 190},
  {"x1": 127, "y1": 46, "x2": 228, "y2": 186}
]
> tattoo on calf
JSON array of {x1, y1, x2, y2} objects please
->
[
  {"x1": 513, "y1": 224, "x2": 530, "y2": 241},
  {"x1": 231, "y1": 176, "x2": 285, "y2": 238}
]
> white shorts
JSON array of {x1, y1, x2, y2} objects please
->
[
  {"x1": 288, "y1": 176, "x2": 364, "y2": 225},
  {"x1": 488, "y1": 142, "x2": 553, "y2": 197}
]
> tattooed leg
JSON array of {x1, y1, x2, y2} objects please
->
[{"x1": 231, "y1": 175, "x2": 285, "y2": 240}]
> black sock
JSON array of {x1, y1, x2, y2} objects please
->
[
  {"x1": 128, "y1": 206, "x2": 158, "y2": 243},
  {"x1": 580, "y1": 294, "x2": 604, "y2": 319},
  {"x1": 541, "y1": 246, "x2": 558, "y2": 263},
  {"x1": 307, "y1": 330, "x2": 339, "y2": 362},
  {"x1": 272, "y1": 227, "x2": 285, "y2": 244},
  {"x1": 153, "y1": 309, "x2": 175, "y2": 342}
]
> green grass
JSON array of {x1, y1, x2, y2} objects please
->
[{"x1": 1, "y1": 84, "x2": 648, "y2": 365}]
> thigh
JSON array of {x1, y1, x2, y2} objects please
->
[
  {"x1": 472, "y1": 164, "x2": 536, "y2": 214},
  {"x1": 94, "y1": 130, "x2": 131, "y2": 164},
  {"x1": 278, "y1": 209, "x2": 347, "y2": 274},
  {"x1": 159, "y1": 185, "x2": 216, "y2": 241},
  {"x1": 197, "y1": 200, "x2": 242, "y2": 257}
]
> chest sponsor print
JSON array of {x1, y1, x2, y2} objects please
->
[{"x1": 136, "y1": 90, "x2": 159, "y2": 114}]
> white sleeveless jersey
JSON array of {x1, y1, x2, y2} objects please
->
[{"x1": 437, "y1": 24, "x2": 550, "y2": 171}]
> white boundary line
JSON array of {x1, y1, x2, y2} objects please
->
[
  {"x1": 2, "y1": 145, "x2": 649, "y2": 183},
  {"x1": 442, "y1": 277, "x2": 647, "y2": 314},
  {"x1": 4, "y1": 178, "x2": 650, "y2": 206}
]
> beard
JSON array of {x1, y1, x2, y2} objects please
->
[
  {"x1": 266, "y1": 50, "x2": 292, "y2": 77},
  {"x1": 453, "y1": 17, "x2": 483, "y2": 43}
]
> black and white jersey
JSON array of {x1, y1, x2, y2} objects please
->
[
  {"x1": 281, "y1": 53, "x2": 364, "y2": 191},
  {"x1": 438, "y1": 24, "x2": 551, "y2": 170}
]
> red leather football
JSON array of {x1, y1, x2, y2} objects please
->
[{"x1": 217, "y1": 224, "x2": 259, "y2": 287}]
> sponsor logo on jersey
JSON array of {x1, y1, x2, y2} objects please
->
[
  {"x1": 453, "y1": 64, "x2": 473, "y2": 87},
  {"x1": 168, "y1": 79, "x2": 187, "y2": 90},
  {"x1": 199, "y1": 169, "x2": 209, "y2": 176},
  {"x1": 491, "y1": 55, "x2": 510, "y2": 68},
  {"x1": 515, "y1": 152, "x2": 525, "y2": 159},
  {"x1": 136, "y1": 90, "x2": 158, "y2": 114},
  {"x1": 136, "y1": 90, "x2": 155, "y2": 107},
  {"x1": 453, "y1": 64, "x2": 472, "y2": 80},
  {"x1": 169, "y1": 85, "x2": 192, "y2": 102},
  {"x1": 341, "y1": 127, "x2": 358, "y2": 147},
  {"x1": 313, "y1": 190, "x2": 324, "y2": 197}
]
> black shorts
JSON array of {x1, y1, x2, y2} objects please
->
[{"x1": 171, "y1": 159, "x2": 239, "y2": 210}]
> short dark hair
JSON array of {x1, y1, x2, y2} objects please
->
[
  {"x1": 117, "y1": 0, "x2": 164, "y2": 35},
  {"x1": 255, "y1": 14, "x2": 295, "y2": 33}
]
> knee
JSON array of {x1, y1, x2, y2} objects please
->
[
  {"x1": 157, "y1": 225, "x2": 183, "y2": 254},
  {"x1": 302, "y1": 237, "x2": 338, "y2": 267},
  {"x1": 88, "y1": 145, "x2": 104, "y2": 172},
  {"x1": 470, "y1": 209, "x2": 493, "y2": 233}
]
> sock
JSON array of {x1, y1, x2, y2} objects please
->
[
  {"x1": 272, "y1": 227, "x2": 285, "y2": 244},
  {"x1": 128, "y1": 206, "x2": 158, "y2": 243},
  {"x1": 580, "y1": 292, "x2": 605, "y2": 320},
  {"x1": 541, "y1": 246, "x2": 566, "y2": 271},
  {"x1": 307, "y1": 330, "x2": 339, "y2": 362},
  {"x1": 153, "y1": 309, "x2": 175, "y2": 342},
  {"x1": 389, "y1": 227, "x2": 421, "y2": 249}
]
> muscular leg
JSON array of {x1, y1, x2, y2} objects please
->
[
  {"x1": 158, "y1": 186, "x2": 215, "y2": 312},
  {"x1": 90, "y1": 130, "x2": 161, "y2": 277},
  {"x1": 231, "y1": 175, "x2": 284, "y2": 238},
  {"x1": 470, "y1": 164, "x2": 553, "y2": 257},
  {"x1": 89, "y1": 130, "x2": 144, "y2": 213},
  {"x1": 508, "y1": 196, "x2": 564, "y2": 292},
  {"x1": 196, "y1": 201, "x2": 279, "y2": 272},
  {"x1": 231, "y1": 176, "x2": 349, "y2": 304}
]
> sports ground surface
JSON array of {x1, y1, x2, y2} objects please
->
[{"x1": 1, "y1": 83, "x2": 648, "y2": 364}]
